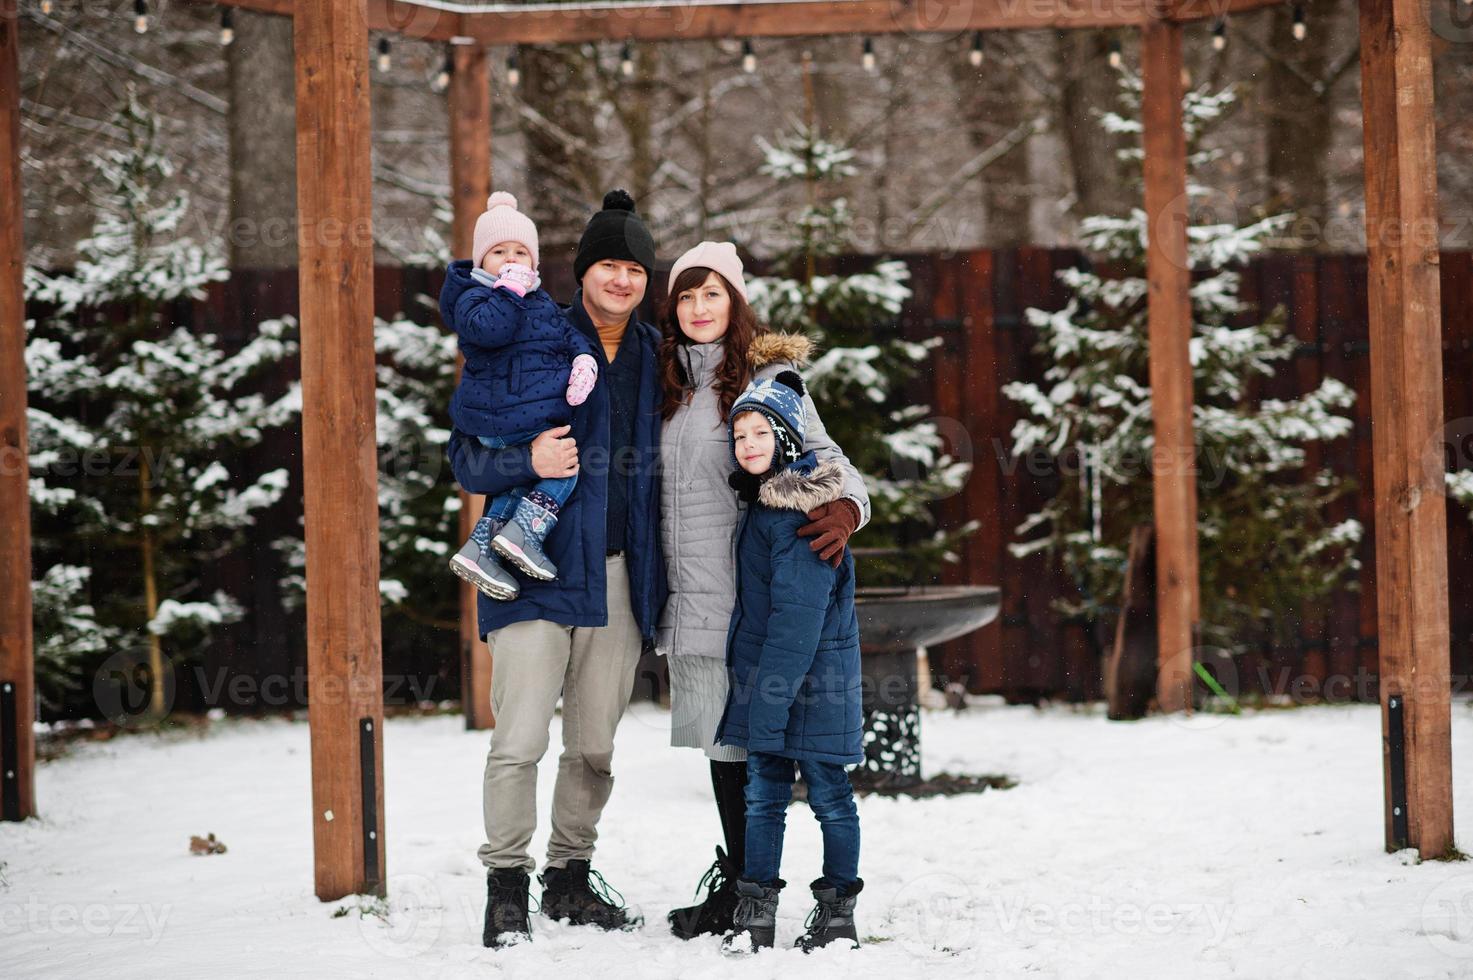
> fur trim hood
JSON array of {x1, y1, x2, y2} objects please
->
[
  {"x1": 747, "y1": 331, "x2": 814, "y2": 369},
  {"x1": 758, "y1": 458, "x2": 846, "y2": 513}
]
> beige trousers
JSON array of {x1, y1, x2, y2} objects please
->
[{"x1": 477, "y1": 556, "x2": 643, "y2": 871}]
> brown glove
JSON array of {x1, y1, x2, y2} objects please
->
[{"x1": 797, "y1": 498, "x2": 862, "y2": 568}]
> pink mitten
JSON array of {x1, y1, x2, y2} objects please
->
[
  {"x1": 566, "y1": 353, "x2": 599, "y2": 406},
  {"x1": 493, "y1": 262, "x2": 540, "y2": 297}
]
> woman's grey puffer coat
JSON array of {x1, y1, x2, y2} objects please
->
[{"x1": 658, "y1": 332, "x2": 871, "y2": 660}]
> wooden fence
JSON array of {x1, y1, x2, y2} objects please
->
[
  {"x1": 899, "y1": 248, "x2": 1473, "y2": 704},
  {"x1": 29, "y1": 250, "x2": 1473, "y2": 713}
]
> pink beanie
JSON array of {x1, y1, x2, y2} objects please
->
[
  {"x1": 667, "y1": 240, "x2": 747, "y2": 301},
  {"x1": 472, "y1": 191, "x2": 539, "y2": 270}
]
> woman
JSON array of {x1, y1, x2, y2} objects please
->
[{"x1": 657, "y1": 240, "x2": 870, "y2": 939}]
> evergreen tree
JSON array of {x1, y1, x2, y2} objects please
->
[
  {"x1": 1003, "y1": 69, "x2": 1362, "y2": 654},
  {"x1": 1450, "y1": 474, "x2": 1473, "y2": 511},
  {"x1": 26, "y1": 89, "x2": 298, "y2": 720},
  {"x1": 746, "y1": 116, "x2": 973, "y2": 585},
  {"x1": 277, "y1": 309, "x2": 460, "y2": 633}
]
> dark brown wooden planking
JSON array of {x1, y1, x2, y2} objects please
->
[
  {"x1": 1439, "y1": 252, "x2": 1473, "y2": 692},
  {"x1": 960, "y1": 249, "x2": 1004, "y2": 693},
  {"x1": 19, "y1": 248, "x2": 1470, "y2": 715},
  {"x1": 1319, "y1": 256, "x2": 1364, "y2": 691}
]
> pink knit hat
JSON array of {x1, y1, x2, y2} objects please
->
[
  {"x1": 472, "y1": 191, "x2": 539, "y2": 270},
  {"x1": 667, "y1": 240, "x2": 747, "y2": 301}
]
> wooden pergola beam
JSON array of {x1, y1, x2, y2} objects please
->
[
  {"x1": 1140, "y1": 16, "x2": 1198, "y2": 714},
  {"x1": 448, "y1": 42, "x2": 495, "y2": 732},
  {"x1": 1357, "y1": 0, "x2": 1453, "y2": 858},
  {"x1": 213, "y1": 0, "x2": 1284, "y2": 45},
  {"x1": 294, "y1": 0, "x2": 387, "y2": 900},
  {"x1": 0, "y1": 0, "x2": 36, "y2": 823}
]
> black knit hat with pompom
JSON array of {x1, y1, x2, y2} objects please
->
[{"x1": 573, "y1": 189, "x2": 657, "y2": 282}]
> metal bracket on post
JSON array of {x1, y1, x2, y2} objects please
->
[
  {"x1": 1, "y1": 680, "x2": 18, "y2": 821},
  {"x1": 1387, "y1": 693, "x2": 1408, "y2": 850},
  {"x1": 359, "y1": 717, "x2": 380, "y2": 889}
]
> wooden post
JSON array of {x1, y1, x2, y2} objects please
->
[
  {"x1": 294, "y1": 0, "x2": 386, "y2": 900},
  {"x1": 1140, "y1": 19, "x2": 1199, "y2": 713},
  {"x1": 1357, "y1": 0, "x2": 1454, "y2": 858},
  {"x1": 0, "y1": 0, "x2": 36, "y2": 822},
  {"x1": 448, "y1": 41, "x2": 495, "y2": 731}
]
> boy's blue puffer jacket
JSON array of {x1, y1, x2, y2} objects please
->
[
  {"x1": 440, "y1": 259, "x2": 598, "y2": 439},
  {"x1": 716, "y1": 452, "x2": 864, "y2": 765}
]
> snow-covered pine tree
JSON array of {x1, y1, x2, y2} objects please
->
[
  {"x1": 26, "y1": 88, "x2": 299, "y2": 721},
  {"x1": 1448, "y1": 467, "x2": 1473, "y2": 528},
  {"x1": 277, "y1": 308, "x2": 460, "y2": 633},
  {"x1": 24, "y1": 306, "x2": 120, "y2": 709},
  {"x1": 373, "y1": 312, "x2": 460, "y2": 622},
  {"x1": 745, "y1": 120, "x2": 973, "y2": 585},
  {"x1": 1003, "y1": 68, "x2": 1362, "y2": 655}
]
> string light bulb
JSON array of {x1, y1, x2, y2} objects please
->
[
  {"x1": 969, "y1": 31, "x2": 984, "y2": 67},
  {"x1": 219, "y1": 7, "x2": 234, "y2": 46},
  {"x1": 377, "y1": 38, "x2": 391, "y2": 73},
  {"x1": 620, "y1": 42, "x2": 634, "y2": 77},
  {"x1": 507, "y1": 52, "x2": 520, "y2": 87},
  {"x1": 432, "y1": 48, "x2": 453, "y2": 92},
  {"x1": 1212, "y1": 19, "x2": 1226, "y2": 51},
  {"x1": 133, "y1": 0, "x2": 149, "y2": 34},
  {"x1": 1108, "y1": 37, "x2": 1122, "y2": 69},
  {"x1": 742, "y1": 39, "x2": 756, "y2": 73},
  {"x1": 862, "y1": 37, "x2": 876, "y2": 73},
  {"x1": 1292, "y1": 3, "x2": 1306, "y2": 41},
  {"x1": 41, "y1": 0, "x2": 52, "y2": 14}
]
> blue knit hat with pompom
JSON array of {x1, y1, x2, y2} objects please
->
[{"x1": 729, "y1": 370, "x2": 807, "y2": 468}]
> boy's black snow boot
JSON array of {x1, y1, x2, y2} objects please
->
[
  {"x1": 538, "y1": 859, "x2": 642, "y2": 931},
  {"x1": 794, "y1": 878, "x2": 863, "y2": 952},
  {"x1": 721, "y1": 878, "x2": 783, "y2": 954},
  {"x1": 668, "y1": 846, "x2": 741, "y2": 939},
  {"x1": 483, "y1": 868, "x2": 533, "y2": 948}
]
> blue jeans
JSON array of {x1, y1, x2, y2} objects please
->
[
  {"x1": 743, "y1": 751, "x2": 860, "y2": 890},
  {"x1": 476, "y1": 429, "x2": 577, "y2": 519}
]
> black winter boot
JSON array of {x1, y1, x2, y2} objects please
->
[
  {"x1": 667, "y1": 846, "x2": 741, "y2": 939},
  {"x1": 483, "y1": 868, "x2": 533, "y2": 948},
  {"x1": 794, "y1": 878, "x2": 863, "y2": 952},
  {"x1": 538, "y1": 859, "x2": 642, "y2": 931},
  {"x1": 721, "y1": 879, "x2": 783, "y2": 954}
]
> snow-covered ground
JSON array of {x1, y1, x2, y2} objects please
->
[{"x1": 4, "y1": 700, "x2": 1473, "y2": 978}]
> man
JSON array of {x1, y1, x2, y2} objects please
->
[{"x1": 447, "y1": 189, "x2": 666, "y2": 947}]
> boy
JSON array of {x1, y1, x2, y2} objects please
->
[{"x1": 716, "y1": 371, "x2": 865, "y2": 953}]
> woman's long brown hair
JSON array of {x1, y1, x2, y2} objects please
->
[{"x1": 659, "y1": 267, "x2": 764, "y2": 423}]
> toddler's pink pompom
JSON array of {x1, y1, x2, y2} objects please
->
[{"x1": 487, "y1": 191, "x2": 518, "y2": 210}]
